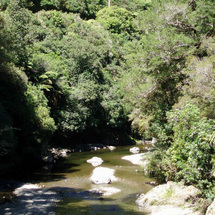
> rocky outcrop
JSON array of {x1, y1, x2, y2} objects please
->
[
  {"x1": 206, "y1": 200, "x2": 215, "y2": 215},
  {"x1": 87, "y1": 157, "x2": 103, "y2": 167},
  {"x1": 50, "y1": 148, "x2": 71, "y2": 159},
  {"x1": 146, "y1": 205, "x2": 199, "y2": 215},
  {"x1": 90, "y1": 167, "x2": 118, "y2": 184},
  {"x1": 136, "y1": 181, "x2": 203, "y2": 215},
  {"x1": 129, "y1": 147, "x2": 140, "y2": 154}
]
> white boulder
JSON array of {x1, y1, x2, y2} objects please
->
[
  {"x1": 150, "y1": 205, "x2": 199, "y2": 215},
  {"x1": 129, "y1": 147, "x2": 140, "y2": 154},
  {"x1": 90, "y1": 167, "x2": 118, "y2": 184},
  {"x1": 87, "y1": 157, "x2": 103, "y2": 167},
  {"x1": 90, "y1": 187, "x2": 121, "y2": 196},
  {"x1": 206, "y1": 200, "x2": 215, "y2": 215},
  {"x1": 108, "y1": 146, "x2": 116, "y2": 151}
]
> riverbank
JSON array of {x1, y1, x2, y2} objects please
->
[{"x1": 122, "y1": 152, "x2": 214, "y2": 215}]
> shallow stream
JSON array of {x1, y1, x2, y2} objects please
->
[{"x1": 0, "y1": 146, "x2": 156, "y2": 214}]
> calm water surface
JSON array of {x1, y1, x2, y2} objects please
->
[{"x1": 1, "y1": 146, "x2": 156, "y2": 214}]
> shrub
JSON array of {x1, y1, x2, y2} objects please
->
[{"x1": 148, "y1": 103, "x2": 215, "y2": 198}]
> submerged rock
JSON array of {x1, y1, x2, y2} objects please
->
[
  {"x1": 90, "y1": 167, "x2": 118, "y2": 184},
  {"x1": 129, "y1": 147, "x2": 140, "y2": 154},
  {"x1": 90, "y1": 186, "x2": 121, "y2": 196},
  {"x1": 136, "y1": 181, "x2": 203, "y2": 215},
  {"x1": 87, "y1": 157, "x2": 103, "y2": 167}
]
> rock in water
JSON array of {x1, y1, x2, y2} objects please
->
[
  {"x1": 90, "y1": 167, "x2": 118, "y2": 184},
  {"x1": 108, "y1": 146, "x2": 116, "y2": 151},
  {"x1": 129, "y1": 147, "x2": 140, "y2": 154},
  {"x1": 87, "y1": 157, "x2": 103, "y2": 167},
  {"x1": 90, "y1": 187, "x2": 121, "y2": 196}
]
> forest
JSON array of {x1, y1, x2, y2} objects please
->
[{"x1": 0, "y1": 0, "x2": 214, "y2": 199}]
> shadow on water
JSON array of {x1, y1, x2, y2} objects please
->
[
  {"x1": 0, "y1": 159, "x2": 81, "y2": 206},
  {"x1": 55, "y1": 187, "x2": 146, "y2": 215},
  {"x1": 0, "y1": 146, "x2": 154, "y2": 214},
  {"x1": 0, "y1": 157, "x2": 81, "y2": 184},
  {"x1": 21, "y1": 152, "x2": 89, "y2": 184},
  {"x1": 57, "y1": 203, "x2": 145, "y2": 215},
  {"x1": 28, "y1": 162, "x2": 81, "y2": 183},
  {"x1": 0, "y1": 186, "x2": 147, "y2": 215}
]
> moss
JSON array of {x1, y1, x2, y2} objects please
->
[{"x1": 163, "y1": 187, "x2": 174, "y2": 199}]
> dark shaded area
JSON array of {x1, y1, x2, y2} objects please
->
[
  {"x1": 0, "y1": 185, "x2": 146, "y2": 215},
  {"x1": 56, "y1": 187, "x2": 146, "y2": 215},
  {"x1": 0, "y1": 145, "x2": 154, "y2": 214},
  {"x1": 0, "y1": 159, "x2": 79, "y2": 206},
  {"x1": 51, "y1": 129, "x2": 134, "y2": 149}
]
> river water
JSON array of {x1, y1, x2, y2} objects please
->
[{"x1": 0, "y1": 146, "x2": 155, "y2": 214}]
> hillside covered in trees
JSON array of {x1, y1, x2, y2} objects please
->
[{"x1": 0, "y1": 0, "x2": 214, "y2": 198}]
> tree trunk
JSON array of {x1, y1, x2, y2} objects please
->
[{"x1": 108, "y1": 0, "x2": 111, "y2": 7}]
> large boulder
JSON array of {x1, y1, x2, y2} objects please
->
[
  {"x1": 90, "y1": 167, "x2": 118, "y2": 184},
  {"x1": 50, "y1": 148, "x2": 71, "y2": 159},
  {"x1": 129, "y1": 147, "x2": 140, "y2": 154},
  {"x1": 147, "y1": 205, "x2": 199, "y2": 215},
  {"x1": 206, "y1": 200, "x2": 215, "y2": 215},
  {"x1": 136, "y1": 181, "x2": 203, "y2": 215},
  {"x1": 87, "y1": 157, "x2": 103, "y2": 167}
]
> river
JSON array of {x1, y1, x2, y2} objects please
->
[{"x1": 0, "y1": 146, "x2": 156, "y2": 214}]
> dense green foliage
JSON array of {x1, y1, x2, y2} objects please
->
[
  {"x1": 0, "y1": 0, "x2": 131, "y2": 171},
  {"x1": 148, "y1": 103, "x2": 215, "y2": 198},
  {"x1": 0, "y1": 0, "x2": 215, "y2": 198}
]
